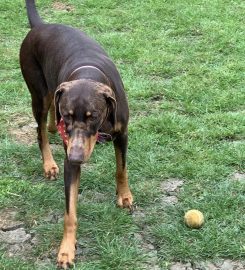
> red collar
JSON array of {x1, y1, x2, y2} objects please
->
[
  {"x1": 57, "y1": 118, "x2": 112, "y2": 145},
  {"x1": 57, "y1": 118, "x2": 69, "y2": 145}
]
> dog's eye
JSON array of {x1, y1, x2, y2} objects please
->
[
  {"x1": 89, "y1": 115, "x2": 97, "y2": 121},
  {"x1": 62, "y1": 113, "x2": 71, "y2": 119},
  {"x1": 86, "y1": 111, "x2": 98, "y2": 121}
]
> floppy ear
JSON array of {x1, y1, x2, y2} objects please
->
[
  {"x1": 54, "y1": 85, "x2": 64, "y2": 125},
  {"x1": 103, "y1": 88, "x2": 117, "y2": 129}
]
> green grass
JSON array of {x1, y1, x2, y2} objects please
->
[{"x1": 0, "y1": 0, "x2": 245, "y2": 269}]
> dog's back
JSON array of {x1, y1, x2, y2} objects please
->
[{"x1": 22, "y1": 1, "x2": 127, "y2": 108}]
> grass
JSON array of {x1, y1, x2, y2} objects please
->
[{"x1": 0, "y1": 0, "x2": 245, "y2": 269}]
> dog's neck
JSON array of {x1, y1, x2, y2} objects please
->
[{"x1": 67, "y1": 65, "x2": 111, "y2": 86}]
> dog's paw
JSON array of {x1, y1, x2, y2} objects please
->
[
  {"x1": 117, "y1": 190, "x2": 133, "y2": 209},
  {"x1": 43, "y1": 162, "x2": 59, "y2": 180},
  {"x1": 57, "y1": 240, "x2": 76, "y2": 269}
]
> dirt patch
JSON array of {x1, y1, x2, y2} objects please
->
[
  {"x1": 132, "y1": 206, "x2": 161, "y2": 270},
  {"x1": 8, "y1": 115, "x2": 63, "y2": 149},
  {"x1": 0, "y1": 228, "x2": 31, "y2": 244},
  {"x1": 8, "y1": 115, "x2": 37, "y2": 144},
  {"x1": 160, "y1": 178, "x2": 184, "y2": 195},
  {"x1": 78, "y1": 190, "x2": 107, "y2": 204},
  {"x1": 232, "y1": 172, "x2": 245, "y2": 183},
  {"x1": 130, "y1": 179, "x2": 186, "y2": 269},
  {"x1": 160, "y1": 178, "x2": 184, "y2": 206},
  {"x1": 0, "y1": 208, "x2": 24, "y2": 231},
  {"x1": 161, "y1": 195, "x2": 179, "y2": 206},
  {"x1": 170, "y1": 260, "x2": 245, "y2": 270},
  {"x1": 52, "y1": 2, "x2": 74, "y2": 12},
  {"x1": 0, "y1": 207, "x2": 97, "y2": 264},
  {"x1": 0, "y1": 208, "x2": 59, "y2": 264},
  {"x1": 0, "y1": 208, "x2": 33, "y2": 258}
]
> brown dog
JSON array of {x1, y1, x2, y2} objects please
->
[{"x1": 20, "y1": 0, "x2": 133, "y2": 268}]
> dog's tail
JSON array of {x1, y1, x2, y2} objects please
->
[{"x1": 25, "y1": 0, "x2": 44, "y2": 28}]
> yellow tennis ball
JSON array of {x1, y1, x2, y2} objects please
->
[{"x1": 184, "y1": 209, "x2": 204, "y2": 229}]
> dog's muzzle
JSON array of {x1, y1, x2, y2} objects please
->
[
  {"x1": 67, "y1": 129, "x2": 94, "y2": 165},
  {"x1": 68, "y1": 139, "x2": 85, "y2": 164},
  {"x1": 57, "y1": 118, "x2": 112, "y2": 164}
]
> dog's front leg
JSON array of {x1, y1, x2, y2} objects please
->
[
  {"x1": 114, "y1": 132, "x2": 133, "y2": 209},
  {"x1": 57, "y1": 158, "x2": 80, "y2": 269}
]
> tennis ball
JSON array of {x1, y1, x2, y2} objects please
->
[{"x1": 184, "y1": 209, "x2": 204, "y2": 229}]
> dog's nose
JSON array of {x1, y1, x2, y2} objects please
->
[{"x1": 68, "y1": 147, "x2": 84, "y2": 164}]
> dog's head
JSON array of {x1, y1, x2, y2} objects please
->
[{"x1": 54, "y1": 79, "x2": 117, "y2": 164}]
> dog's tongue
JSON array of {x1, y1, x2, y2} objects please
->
[{"x1": 57, "y1": 118, "x2": 112, "y2": 145}]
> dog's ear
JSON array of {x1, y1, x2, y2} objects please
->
[
  {"x1": 54, "y1": 84, "x2": 65, "y2": 124},
  {"x1": 102, "y1": 87, "x2": 117, "y2": 129}
]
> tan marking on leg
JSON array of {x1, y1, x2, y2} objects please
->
[
  {"x1": 41, "y1": 121, "x2": 59, "y2": 180},
  {"x1": 48, "y1": 101, "x2": 57, "y2": 133},
  {"x1": 115, "y1": 147, "x2": 133, "y2": 208},
  {"x1": 39, "y1": 94, "x2": 59, "y2": 180},
  {"x1": 57, "y1": 172, "x2": 79, "y2": 269},
  {"x1": 114, "y1": 122, "x2": 122, "y2": 132}
]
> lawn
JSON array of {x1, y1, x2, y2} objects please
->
[{"x1": 0, "y1": 0, "x2": 244, "y2": 269}]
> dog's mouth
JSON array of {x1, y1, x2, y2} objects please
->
[{"x1": 57, "y1": 117, "x2": 112, "y2": 164}]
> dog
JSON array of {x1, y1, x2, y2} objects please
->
[{"x1": 20, "y1": 0, "x2": 133, "y2": 268}]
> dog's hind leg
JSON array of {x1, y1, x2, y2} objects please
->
[
  {"x1": 114, "y1": 132, "x2": 133, "y2": 209},
  {"x1": 20, "y1": 55, "x2": 59, "y2": 180}
]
